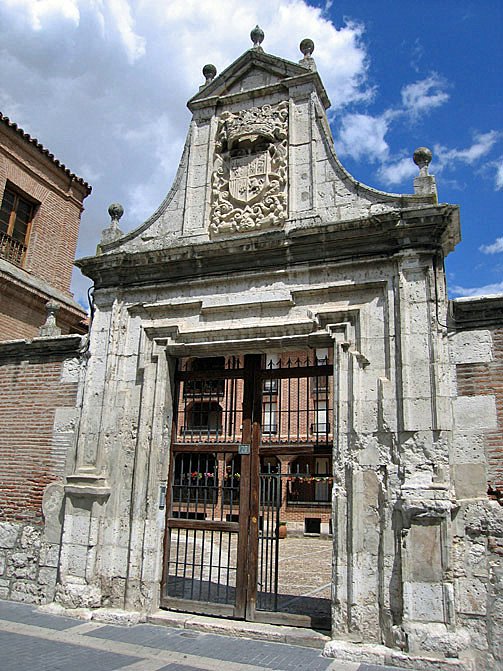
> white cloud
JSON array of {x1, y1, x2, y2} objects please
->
[
  {"x1": 107, "y1": 0, "x2": 145, "y2": 63},
  {"x1": 495, "y1": 158, "x2": 503, "y2": 190},
  {"x1": 3, "y1": 0, "x2": 81, "y2": 30},
  {"x1": 435, "y1": 131, "x2": 501, "y2": 167},
  {"x1": 0, "y1": 0, "x2": 372, "y2": 305},
  {"x1": 374, "y1": 128, "x2": 502, "y2": 189},
  {"x1": 2, "y1": 0, "x2": 498, "y2": 301},
  {"x1": 336, "y1": 113, "x2": 390, "y2": 162},
  {"x1": 378, "y1": 157, "x2": 417, "y2": 186},
  {"x1": 335, "y1": 73, "x2": 451, "y2": 181},
  {"x1": 450, "y1": 282, "x2": 503, "y2": 297},
  {"x1": 480, "y1": 237, "x2": 503, "y2": 254},
  {"x1": 401, "y1": 74, "x2": 449, "y2": 117}
]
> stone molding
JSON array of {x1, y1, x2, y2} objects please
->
[
  {"x1": 77, "y1": 204, "x2": 459, "y2": 290},
  {"x1": 450, "y1": 294, "x2": 503, "y2": 329},
  {"x1": 0, "y1": 334, "x2": 83, "y2": 361}
]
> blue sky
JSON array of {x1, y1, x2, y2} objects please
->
[
  {"x1": 0, "y1": 0, "x2": 501, "y2": 304},
  {"x1": 320, "y1": 0, "x2": 503, "y2": 298}
]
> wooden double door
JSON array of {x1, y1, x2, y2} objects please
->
[{"x1": 161, "y1": 351, "x2": 333, "y2": 627}]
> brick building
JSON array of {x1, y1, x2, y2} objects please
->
[
  {"x1": 0, "y1": 114, "x2": 90, "y2": 604},
  {"x1": 0, "y1": 113, "x2": 90, "y2": 339}
]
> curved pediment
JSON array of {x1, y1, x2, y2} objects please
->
[{"x1": 91, "y1": 37, "x2": 441, "y2": 266}]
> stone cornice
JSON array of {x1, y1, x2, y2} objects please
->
[
  {"x1": 0, "y1": 259, "x2": 87, "y2": 319},
  {"x1": 450, "y1": 294, "x2": 503, "y2": 329},
  {"x1": 77, "y1": 204, "x2": 460, "y2": 290},
  {"x1": 188, "y1": 48, "x2": 330, "y2": 111},
  {"x1": 0, "y1": 334, "x2": 83, "y2": 362}
]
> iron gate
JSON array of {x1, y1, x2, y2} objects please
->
[{"x1": 162, "y1": 351, "x2": 333, "y2": 626}]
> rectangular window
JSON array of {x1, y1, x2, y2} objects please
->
[
  {"x1": 262, "y1": 400, "x2": 278, "y2": 434},
  {"x1": 0, "y1": 186, "x2": 36, "y2": 266},
  {"x1": 311, "y1": 400, "x2": 329, "y2": 434}
]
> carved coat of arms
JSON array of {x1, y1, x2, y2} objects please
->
[{"x1": 210, "y1": 102, "x2": 288, "y2": 235}]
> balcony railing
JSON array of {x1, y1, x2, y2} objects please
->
[
  {"x1": 183, "y1": 380, "x2": 224, "y2": 397},
  {"x1": 0, "y1": 232, "x2": 26, "y2": 267},
  {"x1": 287, "y1": 477, "x2": 332, "y2": 504}
]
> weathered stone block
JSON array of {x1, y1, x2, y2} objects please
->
[
  {"x1": 38, "y1": 566, "x2": 57, "y2": 587},
  {"x1": 453, "y1": 395, "x2": 497, "y2": 430},
  {"x1": 404, "y1": 582, "x2": 445, "y2": 622},
  {"x1": 457, "y1": 577, "x2": 487, "y2": 615},
  {"x1": 453, "y1": 463, "x2": 487, "y2": 500},
  {"x1": 452, "y1": 433, "x2": 486, "y2": 463},
  {"x1": 10, "y1": 553, "x2": 37, "y2": 580},
  {"x1": 40, "y1": 543, "x2": 61, "y2": 568},
  {"x1": 450, "y1": 329, "x2": 493, "y2": 365},
  {"x1": 20, "y1": 526, "x2": 41, "y2": 551},
  {"x1": 0, "y1": 523, "x2": 19, "y2": 548},
  {"x1": 10, "y1": 581, "x2": 41, "y2": 604},
  {"x1": 409, "y1": 524, "x2": 443, "y2": 582}
]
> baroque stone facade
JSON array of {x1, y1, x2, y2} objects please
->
[{"x1": 46, "y1": 33, "x2": 503, "y2": 670}]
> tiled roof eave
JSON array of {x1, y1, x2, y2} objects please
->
[{"x1": 0, "y1": 113, "x2": 92, "y2": 195}]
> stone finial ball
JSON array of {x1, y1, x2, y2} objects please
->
[
  {"x1": 413, "y1": 147, "x2": 433, "y2": 169},
  {"x1": 46, "y1": 299, "x2": 60, "y2": 312},
  {"x1": 108, "y1": 202, "x2": 124, "y2": 220},
  {"x1": 202, "y1": 63, "x2": 217, "y2": 81},
  {"x1": 300, "y1": 38, "x2": 315, "y2": 57},
  {"x1": 250, "y1": 25, "x2": 265, "y2": 46}
]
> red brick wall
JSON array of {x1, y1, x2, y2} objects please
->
[
  {"x1": 456, "y1": 327, "x2": 503, "y2": 495},
  {"x1": 0, "y1": 124, "x2": 90, "y2": 296},
  {"x1": 0, "y1": 278, "x2": 86, "y2": 341},
  {"x1": 0, "y1": 355, "x2": 78, "y2": 523}
]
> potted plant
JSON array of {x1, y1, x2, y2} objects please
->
[{"x1": 278, "y1": 521, "x2": 287, "y2": 539}]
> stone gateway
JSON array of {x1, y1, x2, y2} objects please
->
[{"x1": 52, "y1": 30, "x2": 501, "y2": 670}]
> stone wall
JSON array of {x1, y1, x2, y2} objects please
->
[
  {"x1": 449, "y1": 295, "x2": 503, "y2": 668},
  {"x1": 0, "y1": 335, "x2": 84, "y2": 603},
  {"x1": 451, "y1": 295, "x2": 503, "y2": 498},
  {"x1": 0, "y1": 520, "x2": 61, "y2": 604}
]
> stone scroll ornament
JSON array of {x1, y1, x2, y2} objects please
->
[{"x1": 210, "y1": 101, "x2": 288, "y2": 234}]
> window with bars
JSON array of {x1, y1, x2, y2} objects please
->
[
  {"x1": 185, "y1": 401, "x2": 223, "y2": 434},
  {"x1": 0, "y1": 186, "x2": 37, "y2": 266},
  {"x1": 262, "y1": 400, "x2": 278, "y2": 434}
]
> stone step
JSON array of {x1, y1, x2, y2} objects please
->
[{"x1": 147, "y1": 609, "x2": 330, "y2": 649}]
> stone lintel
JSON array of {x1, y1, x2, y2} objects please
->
[{"x1": 161, "y1": 330, "x2": 333, "y2": 357}]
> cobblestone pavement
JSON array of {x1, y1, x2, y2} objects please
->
[
  {"x1": 167, "y1": 534, "x2": 332, "y2": 623},
  {"x1": 274, "y1": 536, "x2": 331, "y2": 621},
  {"x1": 0, "y1": 599, "x2": 417, "y2": 671}
]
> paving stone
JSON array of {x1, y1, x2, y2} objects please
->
[
  {"x1": 87, "y1": 623, "x2": 332, "y2": 670},
  {"x1": 0, "y1": 630, "x2": 140, "y2": 671},
  {"x1": 0, "y1": 598, "x2": 81, "y2": 630}
]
